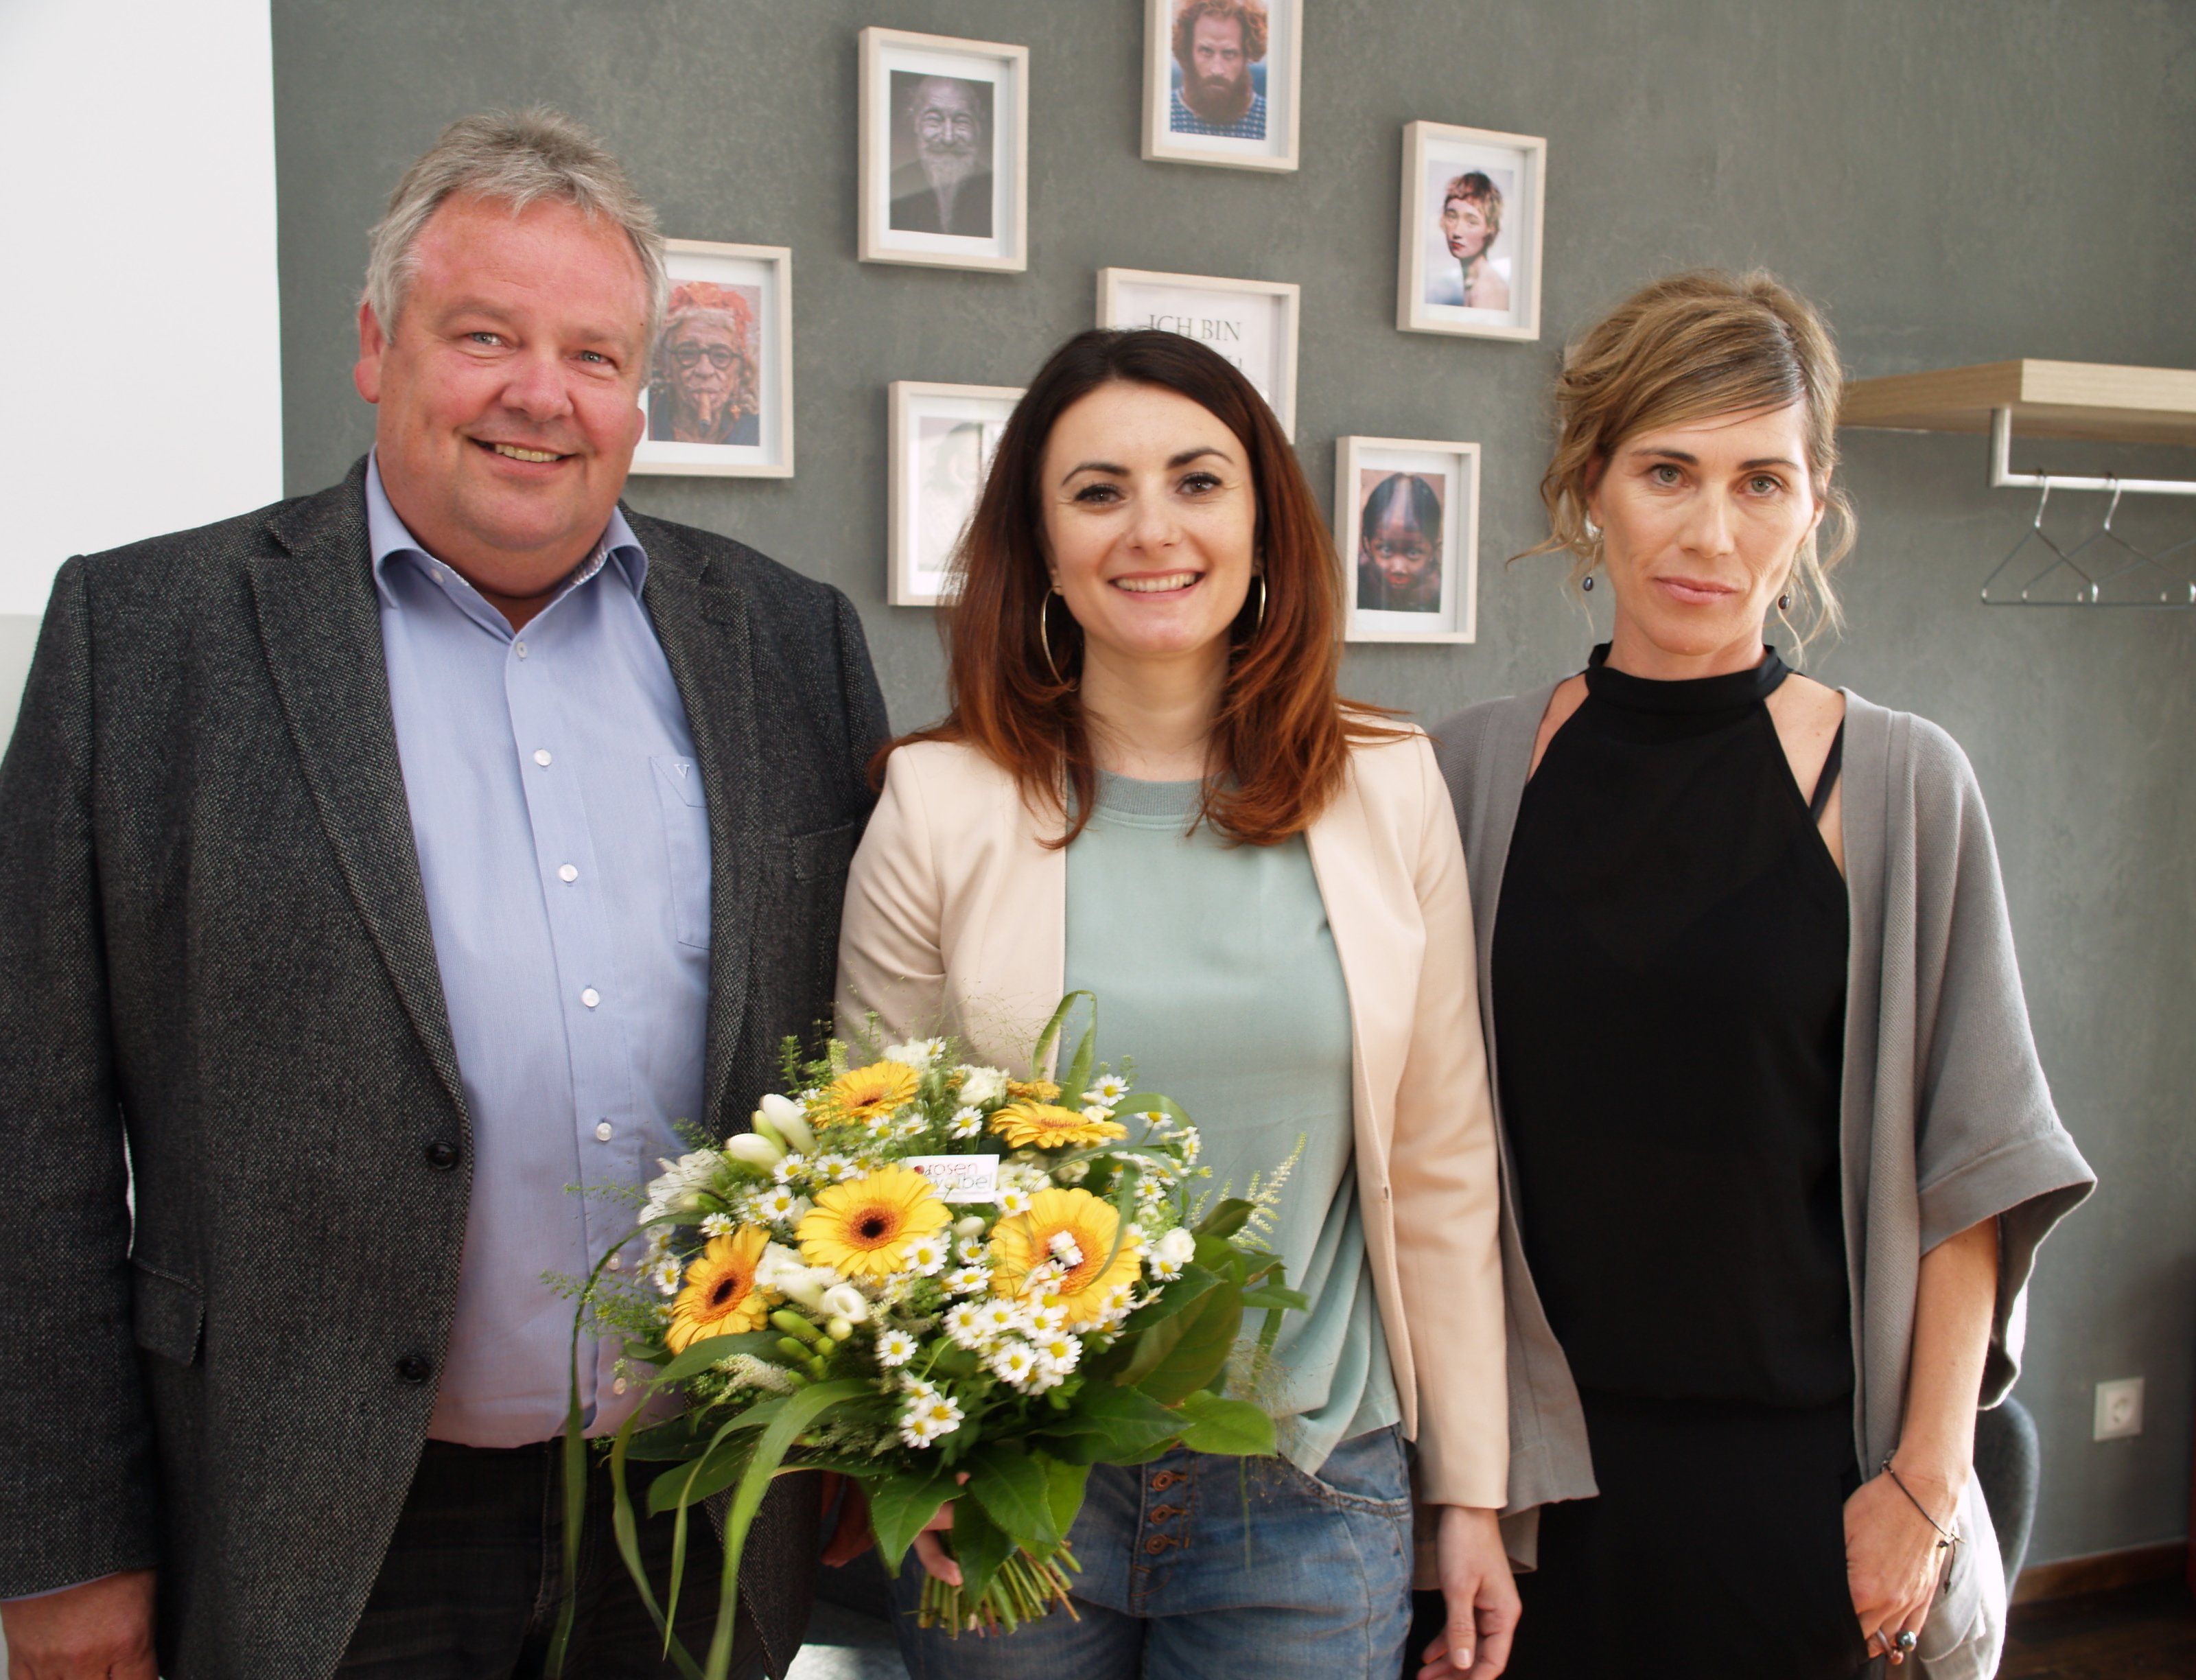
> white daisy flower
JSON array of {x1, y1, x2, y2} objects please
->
[
  {"x1": 1080, "y1": 1104, "x2": 1115, "y2": 1125},
  {"x1": 955, "y1": 1065, "x2": 1009, "y2": 1106},
  {"x1": 943, "y1": 1301, "x2": 990, "y2": 1349},
  {"x1": 883, "y1": 1038, "x2": 946, "y2": 1068},
  {"x1": 956, "y1": 1236, "x2": 989, "y2": 1265},
  {"x1": 1046, "y1": 1230, "x2": 1086, "y2": 1268},
  {"x1": 901, "y1": 1372, "x2": 938, "y2": 1399},
  {"x1": 771, "y1": 1153, "x2": 810, "y2": 1187},
  {"x1": 987, "y1": 1338, "x2": 1040, "y2": 1388},
  {"x1": 998, "y1": 1187, "x2": 1032, "y2": 1215},
  {"x1": 1084, "y1": 1075, "x2": 1130, "y2": 1105},
  {"x1": 812, "y1": 1152, "x2": 856, "y2": 1182},
  {"x1": 903, "y1": 1233, "x2": 949, "y2": 1276},
  {"x1": 943, "y1": 1264, "x2": 992, "y2": 1296},
  {"x1": 650, "y1": 1255, "x2": 684, "y2": 1296},
  {"x1": 976, "y1": 1297, "x2": 1024, "y2": 1339},
  {"x1": 898, "y1": 1391, "x2": 963, "y2": 1448},
  {"x1": 1030, "y1": 1298, "x2": 1071, "y2": 1333},
  {"x1": 700, "y1": 1211, "x2": 736, "y2": 1238},
  {"x1": 875, "y1": 1328, "x2": 919, "y2": 1367},
  {"x1": 1033, "y1": 1331, "x2": 1082, "y2": 1373},
  {"x1": 947, "y1": 1106, "x2": 985, "y2": 1140}
]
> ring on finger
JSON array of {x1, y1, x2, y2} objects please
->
[{"x1": 1895, "y1": 1630, "x2": 1918, "y2": 1654}]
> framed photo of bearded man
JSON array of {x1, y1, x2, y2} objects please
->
[
  {"x1": 1143, "y1": 0, "x2": 1301, "y2": 171},
  {"x1": 1397, "y1": 121, "x2": 1547, "y2": 342},
  {"x1": 1336, "y1": 436, "x2": 1480, "y2": 643},
  {"x1": 631, "y1": 240, "x2": 793, "y2": 478},
  {"x1": 860, "y1": 27, "x2": 1029, "y2": 272}
]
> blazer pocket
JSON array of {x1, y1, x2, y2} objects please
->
[
  {"x1": 651, "y1": 754, "x2": 713, "y2": 949},
  {"x1": 131, "y1": 1260, "x2": 205, "y2": 1367},
  {"x1": 759, "y1": 819, "x2": 865, "y2": 1012}
]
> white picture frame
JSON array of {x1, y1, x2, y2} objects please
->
[
  {"x1": 859, "y1": 27, "x2": 1029, "y2": 273},
  {"x1": 1397, "y1": 121, "x2": 1547, "y2": 342},
  {"x1": 631, "y1": 239, "x2": 794, "y2": 478},
  {"x1": 1141, "y1": 0, "x2": 1302, "y2": 172},
  {"x1": 1096, "y1": 268, "x2": 1300, "y2": 436},
  {"x1": 888, "y1": 380, "x2": 1023, "y2": 607},
  {"x1": 1336, "y1": 436, "x2": 1480, "y2": 643}
]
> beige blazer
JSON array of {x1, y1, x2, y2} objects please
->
[{"x1": 834, "y1": 731, "x2": 1508, "y2": 1508}]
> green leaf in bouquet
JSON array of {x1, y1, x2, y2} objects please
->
[
  {"x1": 1044, "y1": 1456, "x2": 1092, "y2": 1542},
  {"x1": 1193, "y1": 1232, "x2": 1247, "y2": 1279},
  {"x1": 1194, "y1": 1198, "x2": 1257, "y2": 1240},
  {"x1": 650, "y1": 1330, "x2": 784, "y2": 1386},
  {"x1": 1237, "y1": 1284, "x2": 1311, "y2": 1312},
  {"x1": 965, "y1": 1443, "x2": 1058, "y2": 1552},
  {"x1": 647, "y1": 1432, "x2": 758, "y2": 1516},
  {"x1": 1114, "y1": 1304, "x2": 1191, "y2": 1388},
  {"x1": 622, "y1": 1414, "x2": 712, "y2": 1462},
  {"x1": 1028, "y1": 990, "x2": 1094, "y2": 1080},
  {"x1": 1117, "y1": 1263, "x2": 1221, "y2": 1335},
  {"x1": 1175, "y1": 1391, "x2": 1276, "y2": 1458},
  {"x1": 867, "y1": 1468, "x2": 957, "y2": 1574},
  {"x1": 1132, "y1": 1282, "x2": 1243, "y2": 1405},
  {"x1": 928, "y1": 1345, "x2": 981, "y2": 1381},
  {"x1": 950, "y1": 1496, "x2": 1016, "y2": 1607},
  {"x1": 1038, "y1": 1381, "x2": 1182, "y2": 1463}
]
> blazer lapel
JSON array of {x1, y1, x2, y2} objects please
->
[
  {"x1": 1303, "y1": 767, "x2": 1391, "y2": 1180},
  {"x1": 635, "y1": 520, "x2": 761, "y2": 1129},
  {"x1": 250, "y1": 465, "x2": 467, "y2": 1119}
]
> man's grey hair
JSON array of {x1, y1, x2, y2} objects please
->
[{"x1": 362, "y1": 106, "x2": 668, "y2": 351}]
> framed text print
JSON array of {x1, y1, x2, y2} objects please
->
[{"x1": 1097, "y1": 268, "x2": 1300, "y2": 436}]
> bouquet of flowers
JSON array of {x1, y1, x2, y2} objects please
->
[{"x1": 550, "y1": 996, "x2": 1307, "y2": 1680}]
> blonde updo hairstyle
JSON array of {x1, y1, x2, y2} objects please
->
[{"x1": 1532, "y1": 269, "x2": 1855, "y2": 655}]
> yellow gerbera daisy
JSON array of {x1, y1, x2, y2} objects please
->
[
  {"x1": 817, "y1": 1060, "x2": 921, "y2": 1128},
  {"x1": 1006, "y1": 1077, "x2": 1062, "y2": 1102},
  {"x1": 797, "y1": 1164, "x2": 950, "y2": 1280},
  {"x1": 666, "y1": 1225, "x2": 773, "y2": 1353},
  {"x1": 990, "y1": 1187, "x2": 1141, "y2": 1323},
  {"x1": 990, "y1": 1100, "x2": 1128, "y2": 1150}
]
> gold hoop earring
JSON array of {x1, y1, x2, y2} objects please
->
[
  {"x1": 1252, "y1": 573, "x2": 1268, "y2": 635},
  {"x1": 1039, "y1": 590, "x2": 1071, "y2": 686}
]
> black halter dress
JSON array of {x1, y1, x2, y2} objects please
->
[{"x1": 1493, "y1": 646, "x2": 1868, "y2": 1680}]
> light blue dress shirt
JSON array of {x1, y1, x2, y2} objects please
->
[{"x1": 367, "y1": 456, "x2": 710, "y2": 1448}]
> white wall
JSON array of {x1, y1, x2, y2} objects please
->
[{"x1": 0, "y1": 0, "x2": 282, "y2": 743}]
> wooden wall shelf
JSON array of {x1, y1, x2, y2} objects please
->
[{"x1": 1840, "y1": 360, "x2": 2196, "y2": 449}]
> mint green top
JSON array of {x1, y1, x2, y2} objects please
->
[{"x1": 1064, "y1": 773, "x2": 1398, "y2": 1475}]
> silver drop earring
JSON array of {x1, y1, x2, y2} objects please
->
[
  {"x1": 1582, "y1": 574, "x2": 1595, "y2": 592},
  {"x1": 1777, "y1": 592, "x2": 1792, "y2": 611}
]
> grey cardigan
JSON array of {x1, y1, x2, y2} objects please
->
[{"x1": 1433, "y1": 683, "x2": 2094, "y2": 1677}]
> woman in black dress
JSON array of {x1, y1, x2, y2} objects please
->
[{"x1": 1416, "y1": 272, "x2": 2093, "y2": 1680}]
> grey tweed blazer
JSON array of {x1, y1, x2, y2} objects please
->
[{"x1": 0, "y1": 459, "x2": 888, "y2": 1680}]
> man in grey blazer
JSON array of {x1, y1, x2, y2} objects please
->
[{"x1": 0, "y1": 110, "x2": 885, "y2": 1680}]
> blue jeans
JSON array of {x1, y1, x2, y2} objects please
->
[{"x1": 887, "y1": 1425, "x2": 1412, "y2": 1680}]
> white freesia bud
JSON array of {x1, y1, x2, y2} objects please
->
[
  {"x1": 1154, "y1": 1227, "x2": 1196, "y2": 1269},
  {"x1": 819, "y1": 1283, "x2": 870, "y2": 1323},
  {"x1": 826, "y1": 1316, "x2": 854, "y2": 1340},
  {"x1": 954, "y1": 1215, "x2": 988, "y2": 1241},
  {"x1": 760, "y1": 1093, "x2": 816, "y2": 1154},
  {"x1": 750, "y1": 1110, "x2": 786, "y2": 1149},
  {"x1": 724, "y1": 1132, "x2": 786, "y2": 1170},
  {"x1": 757, "y1": 1242, "x2": 834, "y2": 1309}
]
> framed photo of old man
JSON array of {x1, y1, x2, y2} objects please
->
[
  {"x1": 1143, "y1": 0, "x2": 1301, "y2": 171},
  {"x1": 860, "y1": 27, "x2": 1029, "y2": 272},
  {"x1": 889, "y1": 381, "x2": 1022, "y2": 607},
  {"x1": 1336, "y1": 436, "x2": 1479, "y2": 643},
  {"x1": 1097, "y1": 268, "x2": 1300, "y2": 436},
  {"x1": 1397, "y1": 121, "x2": 1547, "y2": 342},
  {"x1": 631, "y1": 240, "x2": 793, "y2": 478}
]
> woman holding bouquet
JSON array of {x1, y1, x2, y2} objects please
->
[
  {"x1": 837, "y1": 329, "x2": 1515, "y2": 1678},
  {"x1": 1428, "y1": 271, "x2": 2094, "y2": 1679}
]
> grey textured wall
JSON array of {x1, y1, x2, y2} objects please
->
[{"x1": 271, "y1": 0, "x2": 2193, "y2": 1565}]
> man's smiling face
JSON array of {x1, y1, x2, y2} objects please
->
[{"x1": 353, "y1": 191, "x2": 649, "y2": 596}]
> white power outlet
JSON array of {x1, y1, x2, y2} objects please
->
[{"x1": 2093, "y1": 1377, "x2": 2145, "y2": 1440}]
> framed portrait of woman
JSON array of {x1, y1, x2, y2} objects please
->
[
  {"x1": 1397, "y1": 121, "x2": 1547, "y2": 342},
  {"x1": 631, "y1": 239, "x2": 794, "y2": 478},
  {"x1": 1335, "y1": 435, "x2": 1480, "y2": 643},
  {"x1": 859, "y1": 27, "x2": 1029, "y2": 272},
  {"x1": 888, "y1": 380, "x2": 1022, "y2": 607}
]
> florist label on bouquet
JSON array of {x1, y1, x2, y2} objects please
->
[{"x1": 903, "y1": 1154, "x2": 1001, "y2": 1202}]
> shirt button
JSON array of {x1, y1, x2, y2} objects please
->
[
  {"x1": 595, "y1": 1120, "x2": 614, "y2": 1141},
  {"x1": 514, "y1": 640, "x2": 528, "y2": 659},
  {"x1": 559, "y1": 864, "x2": 579, "y2": 883},
  {"x1": 581, "y1": 988, "x2": 600, "y2": 1009},
  {"x1": 613, "y1": 1377, "x2": 630, "y2": 1396},
  {"x1": 534, "y1": 749, "x2": 552, "y2": 767}
]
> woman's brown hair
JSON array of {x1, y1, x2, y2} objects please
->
[
  {"x1": 885, "y1": 328, "x2": 1397, "y2": 847},
  {"x1": 1526, "y1": 268, "x2": 1856, "y2": 654}
]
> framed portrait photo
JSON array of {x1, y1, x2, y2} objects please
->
[
  {"x1": 1397, "y1": 121, "x2": 1547, "y2": 342},
  {"x1": 1097, "y1": 268, "x2": 1300, "y2": 436},
  {"x1": 1142, "y1": 0, "x2": 1301, "y2": 172},
  {"x1": 632, "y1": 240, "x2": 793, "y2": 478},
  {"x1": 1336, "y1": 436, "x2": 1480, "y2": 643},
  {"x1": 859, "y1": 27, "x2": 1029, "y2": 273},
  {"x1": 888, "y1": 380, "x2": 1021, "y2": 607}
]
